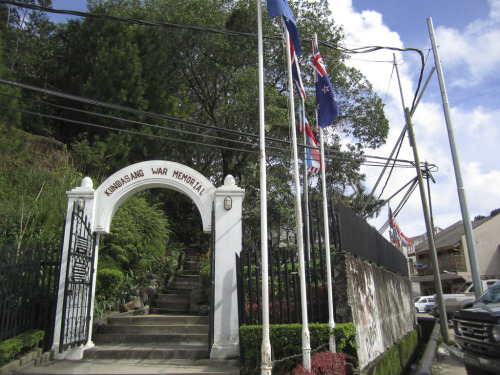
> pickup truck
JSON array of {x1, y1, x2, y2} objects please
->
[
  {"x1": 451, "y1": 281, "x2": 500, "y2": 375},
  {"x1": 431, "y1": 279, "x2": 499, "y2": 319}
]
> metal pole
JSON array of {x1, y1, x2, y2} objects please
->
[
  {"x1": 315, "y1": 33, "x2": 336, "y2": 353},
  {"x1": 427, "y1": 17, "x2": 483, "y2": 299},
  {"x1": 302, "y1": 98, "x2": 311, "y2": 261},
  {"x1": 360, "y1": 64, "x2": 436, "y2": 216},
  {"x1": 285, "y1": 27, "x2": 311, "y2": 370},
  {"x1": 406, "y1": 107, "x2": 449, "y2": 343},
  {"x1": 257, "y1": 1, "x2": 272, "y2": 373}
]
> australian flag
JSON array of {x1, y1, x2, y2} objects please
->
[
  {"x1": 313, "y1": 39, "x2": 339, "y2": 127},
  {"x1": 268, "y1": 0, "x2": 301, "y2": 55}
]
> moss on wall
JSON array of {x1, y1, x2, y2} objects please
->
[{"x1": 362, "y1": 327, "x2": 421, "y2": 375}]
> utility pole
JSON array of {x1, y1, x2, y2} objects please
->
[
  {"x1": 405, "y1": 108, "x2": 449, "y2": 343},
  {"x1": 427, "y1": 18, "x2": 483, "y2": 299}
]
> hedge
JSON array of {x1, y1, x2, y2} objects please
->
[
  {"x1": 240, "y1": 323, "x2": 357, "y2": 374},
  {"x1": 0, "y1": 330, "x2": 44, "y2": 366}
]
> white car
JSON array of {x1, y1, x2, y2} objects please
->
[{"x1": 414, "y1": 296, "x2": 435, "y2": 313}]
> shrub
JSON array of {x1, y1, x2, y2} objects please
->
[
  {"x1": 240, "y1": 323, "x2": 357, "y2": 373},
  {"x1": 291, "y1": 351, "x2": 347, "y2": 375},
  {"x1": 96, "y1": 268, "x2": 124, "y2": 301},
  {"x1": 0, "y1": 330, "x2": 44, "y2": 366}
]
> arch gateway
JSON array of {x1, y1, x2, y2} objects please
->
[{"x1": 51, "y1": 160, "x2": 244, "y2": 360}]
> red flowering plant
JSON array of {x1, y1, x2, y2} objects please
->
[{"x1": 291, "y1": 351, "x2": 347, "y2": 375}]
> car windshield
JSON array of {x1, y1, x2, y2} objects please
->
[
  {"x1": 479, "y1": 282, "x2": 500, "y2": 304},
  {"x1": 414, "y1": 297, "x2": 420, "y2": 302},
  {"x1": 456, "y1": 282, "x2": 472, "y2": 293}
]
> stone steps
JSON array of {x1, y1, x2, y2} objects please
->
[
  {"x1": 86, "y1": 249, "x2": 210, "y2": 362},
  {"x1": 83, "y1": 343, "x2": 210, "y2": 360}
]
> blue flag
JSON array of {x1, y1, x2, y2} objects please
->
[
  {"x1": 313, "y1": 39, "x2": 339, "y2": 127},
  {"x1": 268, "y1": 0, "x2": 301, "y2": 55}
]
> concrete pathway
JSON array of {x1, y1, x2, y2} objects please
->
[
  {"x1": 11, "y1": 359, "x2": 241, "y2": 375},
  {"x1": 433, "y1": 343, "x2": 466, "y2": 375}
]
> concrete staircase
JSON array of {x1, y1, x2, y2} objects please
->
[
  {"x1": 83, "y1": 248, "x2": 218, "y2": 364},
  {"x1": 13, "y1": 248, "x2": 240, "y2": 373},
  {"x1": 85, "y1": 314, "x2": 210, "y2": 360}
]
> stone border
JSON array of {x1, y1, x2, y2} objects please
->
[{"x1": 0, "y1": 348, "x2": 51, "y2": 375}]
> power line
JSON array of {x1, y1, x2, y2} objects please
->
[{"x1": 0, "y1": 79, "x2": 431, "y2": 170}]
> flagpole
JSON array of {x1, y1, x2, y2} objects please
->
[
  {"x1": 302, "y1": 98, "x2": 311, "y2": 261},
  {"x1": 314, "y1": 32, "x2": 336, "y2": 353},
  {"x1": 257, "y1": 1, "x2": 272, "y2": 374},
  {"x1": 285, "y1": 26, "x2": 311, "y2": 371}
]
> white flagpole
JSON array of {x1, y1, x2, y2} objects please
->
[
  {"x1": 284, "y1": 26, "x2": 311, "y2": 371},
  {"x1": 302, "y1": 99, "x2": 311, "y2": 261},
  {"x1": 257, "y1": 1, "x2": 272, "y2": 374},
  {"x1": 315, "y1": 32, "x2": 336, "y2": 353}
]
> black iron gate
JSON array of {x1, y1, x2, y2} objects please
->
[{"x1": 59, "y1": 202, "x2": 96, "y2": 353}]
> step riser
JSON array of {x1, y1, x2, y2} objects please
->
[
  {"x1": 150, "y1": 308, "x2": 190, "y2": 315},
  {"x1": 93, "y1": 334, "x2": 208, "y2": 345},
  {"x1": 108, "y1": 316, "x2": 209, "y2": 326},
  {"x1": 99, "y1": 325, "x2": 208, "y2": 334},
  {"x1": 154, "y1": 302, "x2": 190, "y2": 309},
  {"x1": 155, "y1": 295, "x2": 190, "y2": 303},
  {"x1": 83, "y1": 348, "x2": 209, "y2": 360}
]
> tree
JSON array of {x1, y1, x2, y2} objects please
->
[
  {"x1": 99, "y1": 194, "x2": 182, "y2": 280},
  {"x1": 2, "y1": 0, "x2": 392, "y2": 246}
]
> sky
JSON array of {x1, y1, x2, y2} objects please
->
[
  {"x1": 47, "y1": 0, "x2": 500, "y2": 240},
  {"x1": 329, "y1": 0, "x2": 500, "y2": 239}
]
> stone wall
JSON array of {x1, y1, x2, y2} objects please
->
[{"x1": 334, "y1": 252, "x2": 415, "y2": 370}]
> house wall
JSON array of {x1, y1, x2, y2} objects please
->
[
  {"x1": 462, "y1": 214, "x2": 500, "y2": 278},
  {"x1": 334, "y1": 252, "x2": 415, "y2": 370}
]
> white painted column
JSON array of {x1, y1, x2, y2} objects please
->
[
  {"x1": 210, "y1": 175, "x2": 245, "y2": 359},
  {"x1": 51, "y1": 177, "x2": 96, "y2": 359}
]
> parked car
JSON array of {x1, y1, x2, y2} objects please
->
[
  {"x1": 430, "y1": 279, "x2": 499, "y2": 319},
  {"x1": 451, "y1": 281, "x2": 500, "y2": 375},
  {"x1": 414, "y1": 296, "x2": 435, "y2": 313}
]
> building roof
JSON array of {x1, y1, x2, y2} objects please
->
[{"x1": 414, "y1": 216, "x2": 492, "y2": 253}]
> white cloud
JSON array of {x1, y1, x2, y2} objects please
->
[
  {"x1": 330, "y1": 0, "x2": 500, "y2": 237},
  {"x1": 435, "y1": 0, "x2": 500, "y2": 87}
]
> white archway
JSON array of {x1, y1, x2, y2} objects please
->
[
  {"x1": 51, "y1": 160, "x2": 244, "y2": 360},
  {"x1": 94, "y1": 160, "x2": 216, "y2": 233}
]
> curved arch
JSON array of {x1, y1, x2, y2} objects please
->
[{"x1": 93, "y1": 160, "x2": 215, "y2": 233}]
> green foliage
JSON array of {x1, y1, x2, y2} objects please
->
[
  {"x1": 93, "y1": 269, "x2": 142, "y2": 319},
  {"x1": 198, "y1": 250, "x2": 212, "y2": 305},
  {"x1": 0, "y1": 330, "x2": 44, "y2": 366},
  {"x1": 96, "y1": 268, "x2": 125, "y2": 301},
  {"x1": 240, "y1": 322, "x2": 357, "y2": 373},
  {"x1": 0, "y1": 126, "x2": 82, "y2": 246},
  {"x1": 99, "y1": 195, "x2": 173, "y2": 275}
]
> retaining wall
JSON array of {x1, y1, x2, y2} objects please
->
[{"x1": 334, "y1": 252, "x2": 415, "y2": 370}]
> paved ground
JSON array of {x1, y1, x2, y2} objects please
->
[
  {"x1": 433, "y1": 343, "x2": 466, "y2": 375},
  {"x1": 12, "y1": 359, "x2": 241, "y2": 375},
  {"x1": 417, "y1": 312, "x2": 466, "y2": 375}
]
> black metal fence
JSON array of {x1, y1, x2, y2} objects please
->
[
  {"x1": 236, "y1": 198, "x2": 408, "y2": 326},
  {"x1": 0, "y1": 242, "x2": 61, "y2": 351},
  {"x1": 237, "y1": 198, "x2": 332, "y2": 326},
  {"x1": 334, "y1": 201, "x2": 408, "y2": 277}
]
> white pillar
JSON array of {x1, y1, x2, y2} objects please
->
[
  {"x1": 51, "y1": 177, "x2": 97, "y2": 359},
  {"x1": 210, "y1": 175, "x2": 245, "y2": 359}
]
